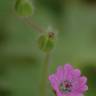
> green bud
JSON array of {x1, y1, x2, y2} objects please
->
[
  {"x1": 15, "y1": 0, "x2": 33, "y2": 16},
  {"x1": 38, "y1": 32, "x2": 55, "y2": 52}
]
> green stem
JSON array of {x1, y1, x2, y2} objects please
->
[
  {"x1": 15, "y1": 12, "x2": 45, "y2": 33},
  {"x1": 40, "y1": 52, "x2": 51, "y2": 96},
  {"x1": 24, "y1": 16, "x2": 45, "y2": 33}
]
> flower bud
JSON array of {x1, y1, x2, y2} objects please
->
[
  {"x1": 38, "y1": 32, "x2": 55, "y2": 52},
  {"x1": 15, "y1": 0, "x2": 33, "y2": 16}
]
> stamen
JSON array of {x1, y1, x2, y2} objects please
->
[
  {"x1": 48, "y1": 32, "x2": 54, "y2": 38},
  {"x1": 59, "y1": 80, "x2": 72, "y2": 94}
]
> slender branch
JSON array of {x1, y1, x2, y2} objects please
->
[
  {"x1": 16, "y1": 16, "x2": 45, "y2": 33},
  {"x1": 23, "y1": 16, "x2": 45, "y2": 33},
  {"x1": 40, "y1": 52, "x2": 51, "y2": 96},
  {"x1": 12, "y1": 0, "x2": 45, "y2": 33},
  {"x1": 13, "y1": 10, "x2": 45, "y2": 33}
]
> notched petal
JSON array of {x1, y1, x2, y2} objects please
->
[
  {"x1": 63, "y1": 64, "x2": 73, "y2": 80},
  {"x1": 64, "y1": 64, "x2": 73, "y2": 70}
]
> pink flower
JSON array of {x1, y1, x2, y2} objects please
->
[{"x1": 48, "y1": 64, "x2": 88, "y2": 96}]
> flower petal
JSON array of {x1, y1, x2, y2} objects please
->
[
  {"x1": 48, "y1": 74, "x2": 59, "y2": 91},
  {"x1": 56, "y1": 65, "x2": 64, "y2": 83},
  {"x1": 79, "y1": 85, "x2": 88, "y2": 92},
  {"x1": 57, "y1": 91, "x2": 62, "y2": 96},
  {"x1": 73, "y1": 69, "x2": 81, "y2": 77},
  {"x1": 74, "y1": 76, "x2": 88, "y2": 92},
  {"x1": 69, "y1": 93, "x2": 84, "y2": 96},
  {"x1": 79, "y1": 76, "x2": 87, "y2": 86},
  {"x1": 63, "y1": 64, "x2": 73, "y2": 80}
]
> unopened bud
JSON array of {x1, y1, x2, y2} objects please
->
[
  {"x1": 38, "y1": 32, "x2": 55, "y2": 52},
  {"x1": 15, "y1": 0, "x2": 33, "y2": 16}
]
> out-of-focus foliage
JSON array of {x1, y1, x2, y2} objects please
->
[{"x1": 0, "y1": 0, "x2": 96, "y2": 96}]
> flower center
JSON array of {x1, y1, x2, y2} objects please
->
[{"x1": 59, "y1": 80, "x2": 72, "y2": 94}]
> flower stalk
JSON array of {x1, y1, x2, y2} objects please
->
[
  {"x1": 22, "y1": 16, "x2": 45, "y2": 33},
  {"x1": 14, "y1": 1, "x2": 55, "y2": 96},
  {"x1": 40, "y1": 52, "x2": 51, "y2": 96}
]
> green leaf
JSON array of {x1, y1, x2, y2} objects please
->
[{"x1": 15, "y1": 0, "x2": 33, "y2": 16}]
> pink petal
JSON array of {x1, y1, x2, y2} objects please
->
[
  {"x1": 69, "y1": 92, "x2": 84, "y2": 96},
  {"x1": 73, "y1": 69, "x2": 81, "y2": 77},
  {"x1": 72, "y1": 79, "x2": 80, "y2": 91},
  {"x1": 57, "y1": 91, "x2": 62, "y2": 96},
  {"x1": 77, "y1": 94, "x2": 84, "y2": 96},
  {"x1": 64, "y1": 64, "x2": 73, "y2": 69},
  {"x1": 63, "y1": 64, "x2": 73, "y2": 80},
  {"x1": 79, "y1": 85, "x2": 88, "y2": 92},
  {"x1": 56, "y1": 65, "x2": 64, "y2": 83},
  {"x1": 74, "y1": 76, "x2": 88, "y2": 92},
  {"x1": 48, "y1": 74, "x2": 59, "y2": 91},
  {"x1": 79, "y1": 76, "x2": 87, "y2": 86}
]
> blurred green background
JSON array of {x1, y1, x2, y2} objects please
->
[{"x1": 0, "y1": 0, "x2": 96, "y2": 96}]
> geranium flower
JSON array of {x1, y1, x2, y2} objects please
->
[{"x1": 48, "y1": 64, "x2": 88, "y2": 96}]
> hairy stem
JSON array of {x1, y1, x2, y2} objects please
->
[
  {"x1": 40, "y1": 52, "x2": 51, "y2": 96},
  {"x1": 23, "y1": 16, "x2": 45, "y2": 33},
  {"x1": 13, "y1": 2, "x2": 45, "y2": 33}
]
